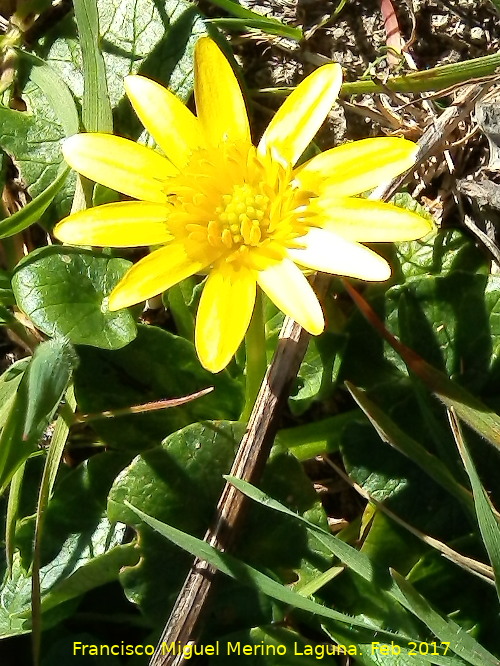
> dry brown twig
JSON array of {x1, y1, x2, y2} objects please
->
[{"x1": 148, "y1": 78, "x2": 494, "y2": 666}]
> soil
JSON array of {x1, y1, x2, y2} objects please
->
[{"x1": 238, "y1": 0, "x2": 500, "y2": 228}]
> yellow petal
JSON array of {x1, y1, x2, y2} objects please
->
[
  {"x1": 313, "y1": 198, "x2": 433, "y2": 241},
  {"x1": 257, "y1": 259, "x2": 324, "y2": 335},
  {"x1": 108, "y1": 242, "x2": 217, "y2": 310},
  {"x1": 63, "y1": 134, "x2": 177, "y2": 203},
  {"x1": 258, "y1": 63, "x2": 342, "y2": 167},
  {"x1": 296, "y1": 137, "x2": 418, "y2": 196},
  {"x1": 194, "y1": 37, "x2": 251, "y2": 147},
  {"x1": 195, "y1": 264, "x2": 256, "y2": 373},
  {"x1": 54, "y1": 202, "x2": 171, "y2": 247},
  {"x1": 124, "y1": 75, "x2": 204, "y2": 168},
  {"x1": 288, "y1": 228, "x2": 391, "y2": 281}
]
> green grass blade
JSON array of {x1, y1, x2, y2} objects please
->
[
  {"x1": 345, "y1": 383, "x2": 476, "y2": 519},
  {"x1": 207, "y1": 0, "x2": 302, "y2": 39},
  {"x1": 392, "y1": 570, "x2": 499, "y2": 666},
  {"x1": 0, "y1": 166, "x2": 69, "y2": 241},
  {"x1": 73, "y1": 0, "x2": 113, "y2": 133},
  {"x1": 18, "y1": 50, "x2": 79, "y2": 136},
  {"x1": 5, "y1": 463, "x2": 25, "y2": 574},
  {"x1": 297, "y1": 566, "x2": 344, "y2": 597},
  {"x1": 226, "y1": 477, "x2": 498, "y2": 665},
  {"x1": 206, "y1": 18, "x2": 302, "y2": 40},
  {"x1": 125, "y1": 500, "x2": 421, "y2": 642},
  {"x1": 32, "y1": 386, "x2": 76, "y2": 666},
  {"x1": 340, "y1": 52, "x2": 500, "y2": 96},
  {"x1": 259, "y1": 53, "x2": 500, "y2": 98},
  {"x1": 449, "y1": 409, "x2": 500, "y2": 601}
]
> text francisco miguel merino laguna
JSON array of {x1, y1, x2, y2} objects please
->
[{"x1": 73, "y1": 640, "x2": 361, "y2": 659}]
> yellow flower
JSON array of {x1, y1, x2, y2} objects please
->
[{"x1": 54, "y1": 37, "x2": 431, "y2": 373}]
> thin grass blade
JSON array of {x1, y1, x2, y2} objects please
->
[
  {"x1": 392, "y1": 570, "x2": 499, "y2": 666},
  {"x1": 73, "y1": 0, "x2": 113, "y2": 133},
  {"x1": 448, "y1": 408, "x2": 500, "y2": 601},
  {"x1": 346, "y1": 382, "x2": 476, "y2": 519},
  {"x1": 125, "y1": 500, "x2": 424, "y2": 642}
]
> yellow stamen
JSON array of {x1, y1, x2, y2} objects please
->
[{"x1": 165, "y1": 145, "x2": 312, "y2": 270}]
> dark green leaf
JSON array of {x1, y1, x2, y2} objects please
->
[{"x1": 74, "y1": 325, "x2": 243, "y2": 451}]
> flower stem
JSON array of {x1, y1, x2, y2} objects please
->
[{"x1": 241, "y1": 289, "x2": 267, "y2": 422}]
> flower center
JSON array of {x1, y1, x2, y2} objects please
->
[
  {"x1": 208, "y1": 184, "x2": 270, "y2": 249},
  {"x1": 165, "y1": 144, "x2": 313, "y2": 270}
]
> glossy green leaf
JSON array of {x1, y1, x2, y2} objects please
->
[
  {"x1": 0, "y1": 520, "x2": 137, "y2": 637},
  {"x1": 12, "y1": 246, "x2": 136, "y2": 349},
  {"x1": 0, "y1": 106, "x2": 65, "y2": 200}
]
